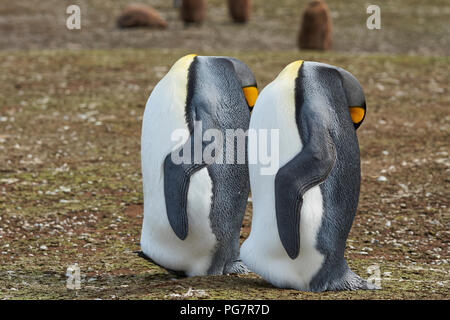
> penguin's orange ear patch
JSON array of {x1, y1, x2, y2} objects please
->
[
  {"x1": 349, "y1": 106, "x2": 365, "y2": 125},
  {"x1": 243, "y1": 86, "x2": 258, "y2": 109}
]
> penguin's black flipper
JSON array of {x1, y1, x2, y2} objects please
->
[
  {"x1": 275, "y1": 129, "x2": 337, "y2": 260},
  {"x1": 163, "y1": 124, "x2": 216, "y2": 241},
  {"x1": 164, "y1": 147, "x2": 207, "y2": 240}
]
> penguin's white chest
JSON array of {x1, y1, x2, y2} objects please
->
[
  {"x1": 140, "y1": 57, "x2": 217, "y2": 276},
  {"x1": 241, "y1": 66, "x2": 325, "y2": 291}
]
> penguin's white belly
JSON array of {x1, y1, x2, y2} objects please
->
[
  {"x1": 140, "y1": 61, "x2": 217, "y2": 277},
  {"x1": 141, "y1": 166, "x2": 216, "y2": 277},
  {"x1": 240, "y1": 68, "x2": 325, "y2": 291}
]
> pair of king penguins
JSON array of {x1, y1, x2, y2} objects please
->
[{"x1": 139, "y1": 54, "x2": 378, "y2": 291}]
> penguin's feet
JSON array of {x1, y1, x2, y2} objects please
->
[
  {"x1": 224, "y1": 260, "x2": 250, "y2": 275},
  {"x1": 331, "y1": 269, "x2": 381, "y2": 291},
  {"x1": 350, "y1": 272, "x2": 381, "y2": 291}
]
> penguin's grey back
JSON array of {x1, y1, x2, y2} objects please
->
[{"x1": 187, "y1": 56, "x2": 251, "y2": 274}]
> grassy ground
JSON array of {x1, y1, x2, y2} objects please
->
[
  {"x1": 0, "y1": 0, "x2": 448, "y2": 300},
  {"x1": 0, "y1": 49, "x2": 448, "y2": 299},
  {"x1": 0, "y1": 0, "x2": 449, "y2": 54}
]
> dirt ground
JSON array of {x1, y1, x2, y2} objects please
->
[
  {"x1": 1, "y1": 0, "x2": 449, "y2": 55},
  {"x1": 0, "y1": 0, "x2": 449, "y2": 300}
]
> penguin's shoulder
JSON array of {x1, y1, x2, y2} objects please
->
[
  {"x1": 255, "y1": 60, "x2": 304, "y2": 117},
  {"x1": 159, "y1": 54, "x2": 198, "y2": 90},
  {"x1": 150, "y1": 54, "x2": 197, "y2": 113},
  {"x1": 255, "y1": 60, "x2": 303, "y2": 100},
  {"x1": 193, "y1": 56, "x2": 243, "y2": 83},
  {"x1": 167, "y1": 54, "x2": 197, "y2": 76},
  {"x1": 276, "y1": 60, "x2": 304, "y2": 84}
]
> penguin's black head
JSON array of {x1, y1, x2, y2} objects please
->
[
  {"x1": 336, "y1": 67, "x2": 367, "y2": 130},
  {"x1": 218, "y1": 57, "x2": 258, "y2": 112}
]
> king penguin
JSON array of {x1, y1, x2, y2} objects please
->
[
  {"x1": 240, "y1": 60, "x2": 377, "y2": 291},
  {"x1": 140, "y1": 54, "x2": 258, "y2": 277}
]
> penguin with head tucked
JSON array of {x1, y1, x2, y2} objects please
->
[
  {"x1": 240, "y1": 60, "x2": 377, "y2": 291},
  {"x1": 139, "y1": 55, "x2": 258, "y2": 277}
]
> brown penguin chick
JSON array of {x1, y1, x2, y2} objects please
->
[
  {"x1": 180, "y1": 0, "x2": 206, "y2": 25},
  {"x1": 298, "y1": 0, "x2": 332, "y2": 50},
  {"x1": 228, "y1": 0, "x2": 251, "y2": 23},
  {"x1": 117, "y1": 4, "x2": 168, "y2": 29}
]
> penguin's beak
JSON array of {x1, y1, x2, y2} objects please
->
[
  {"x1": 243, "y1": 86, "x2": 258, "y2": 112},
  {"x1": 349, "y1": 104, "x2": 366, "y2": 129}
]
